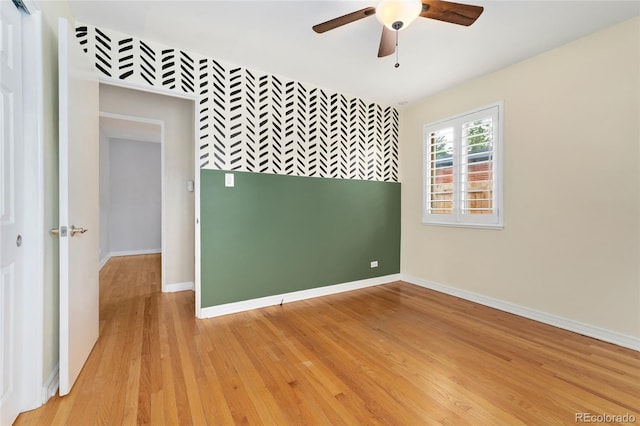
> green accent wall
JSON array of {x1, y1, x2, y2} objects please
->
[{"x1": 200, "y1": 170, "x2": 401, "y2": 307}]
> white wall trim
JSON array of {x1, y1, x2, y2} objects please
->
[
  {"x1": 110, "y1": 249, "x2": 162, "y2": 257},
  {"x1": 193, "y1": 98, "x2": 201, "y2": 318},
  {"x1": 99, "y1": 111, "x2": 165, "y2": 127},
  {"x1": 99, "y1": 254, "x2": 111, "y2": 270},
  {"x1": 20, "y1": 8, "x2": 45, "y2": 412},
  {"x1": 99, "y1": 81, "x2": 198, "y2": 311},
  {"x1": 198, "y1": 274, "x2": 402, "y2": 319},
  {"x1": 164, "y1": 281, "x2": 194, "y2": 293},
  {"x1": 100, "y1": 249, "x2": 162, "y2": 271},
  {"x1": 42, "y1": 363, "x2": 59, "y2": 404},
  {"x1": 99, "y1": 76, "x2": 198, "y2": 101},
  {"x1": 402, "y1": 274, "x2": 640, "y2": 351}
]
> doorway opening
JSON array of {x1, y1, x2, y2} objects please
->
[{"x1": 98, "y1": 83, "x2": 196, "y2": 295}]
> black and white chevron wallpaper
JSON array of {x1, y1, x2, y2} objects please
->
[{"x1": 76, "y1": 25, "x2": 399, "y2": 181}]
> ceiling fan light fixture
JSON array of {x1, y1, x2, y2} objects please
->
[{"x1": 375, "y1": 0, "x2": 422, "y2": 31}]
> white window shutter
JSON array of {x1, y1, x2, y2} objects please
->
[{"x1": 423, "y1": 103, "x2": 503, "y2": 228}]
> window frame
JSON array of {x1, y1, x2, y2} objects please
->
[{"x1": 422, "y1": 102, "x2": 504, "y2": 229}]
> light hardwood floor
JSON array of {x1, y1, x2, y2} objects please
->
[{"x1": 16, "y1": 254, "x2": 639, "y2": 425}]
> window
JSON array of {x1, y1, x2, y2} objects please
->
[{"x1": 423, "y1": 102, "x2": 503, "y2": 228}]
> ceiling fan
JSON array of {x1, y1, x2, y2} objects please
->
[{"x1": 312, "y1": 0, "x2": 484, "y2": 61}]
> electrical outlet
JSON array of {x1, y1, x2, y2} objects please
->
[
  {"x1": 370, "y1": 260, "x2": 379, "y2": 268},
  {"x1": 225, "y1": 173, "x2": 234, "y2": 187}
]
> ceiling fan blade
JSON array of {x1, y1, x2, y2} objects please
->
[
  {"x1": 420, "y1": 0, "x2": 484, "y2": 26},
  {"x1": 312, "y1": 7, "x2": 376, "y2": 33},
  {"x1": 378, "y1": 27, "x2": 395, "y2": 58}
]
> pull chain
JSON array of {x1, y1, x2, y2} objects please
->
[
  {"x1": 394, "y1": 30, "x2": 400, "y2": 68},
  {"x1": 390, "y1": 21, "x2": 403, "y2": 69}
]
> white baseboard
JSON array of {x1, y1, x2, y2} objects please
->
[
  {"x1": 100, "y1": 249, "x2": 161, "y2": 270},
  {"x1": 401, "y1": 274, "x2": 640, "y2": 351},
  {"x1": 198, "y1": 274, "x2": 402, "y2": 319},
  {"x1": 163, "y1": 281, "x2": 194, "y2": 293},
  {"x1": 99, "y1": 254, "x2": 111, "y2": 270},
  {"x1": 110, "y1": 249, "x2": 161, "y2": 257},
  {"x1": 42, "y1": 364, "x2": 59, "y2": 403}
]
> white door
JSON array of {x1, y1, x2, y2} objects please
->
[
  {"x1": 58, "y1": 17, "x2": 100, "y2": 397},
  {"x1": 1, "y1": 1, "x2": 25, "y2": 424}
]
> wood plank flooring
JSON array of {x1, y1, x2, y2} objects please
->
[{"x1": 16, "y1": 254, "x2": 640, "y2": 425}]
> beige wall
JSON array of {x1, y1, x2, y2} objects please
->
[
  {"x1": 400, "y1": 17, "x2": 639, "y2": 338},
  {"x1": 99, "y1": 84, "x2": 195, "y2": 287}
]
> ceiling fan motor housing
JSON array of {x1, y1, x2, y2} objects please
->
[{"x1": 376, "y1": 0, "x2": 422, "y2": 31}]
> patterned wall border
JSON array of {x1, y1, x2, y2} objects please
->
[{"x1": 77, "y1": 24, "x2": 399, "y2": 181}]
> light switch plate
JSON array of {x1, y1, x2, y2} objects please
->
[{"x1": 225, "y1": 173, "x2": 234, "y2": 187}]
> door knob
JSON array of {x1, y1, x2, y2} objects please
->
[{"x1": 70, "y1": 225, "x2": 88, "y2": 237}]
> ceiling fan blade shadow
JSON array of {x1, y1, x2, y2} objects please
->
[
  {"x1": 420, "y1": 0, "x2": 483, "y2": 26},
  {"x1": 313, "y1": 7, "x2": 376, "y2": 33},
  {"x1": 378, "y1": 27, "x2": 396, "y2": 58}
]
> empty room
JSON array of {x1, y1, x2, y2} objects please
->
[{"x1": 2, "y1": 0, "x2": 639, "y2": 425}]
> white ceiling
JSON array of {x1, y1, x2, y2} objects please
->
[{"x1": 71, "y1": 0, "x2": 640, "y2": 106}]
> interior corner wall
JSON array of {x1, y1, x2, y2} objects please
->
[
  {"x1": 99, "y1": 84, "x2": 195, "y2": 287},
  {"x1": 400, "y1": 17, "x2": 640, "y2": 339}
]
